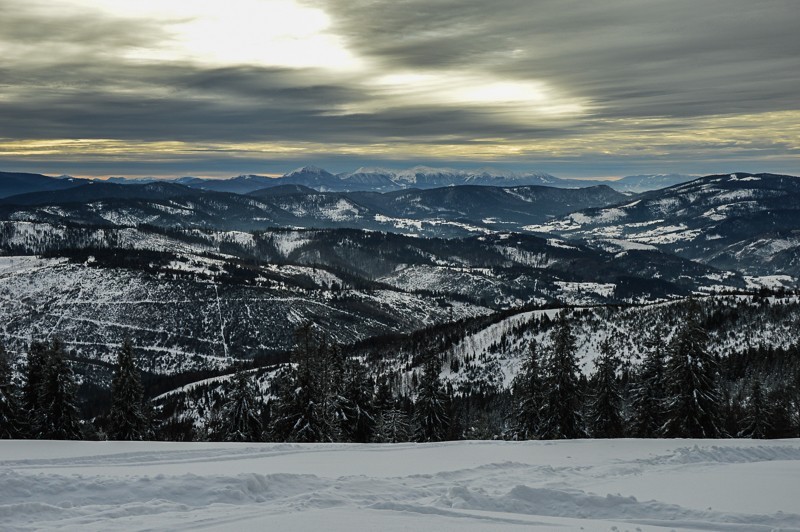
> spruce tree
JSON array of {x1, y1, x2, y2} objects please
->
[
  {"x1": 220, "y1": 365, "x2": 263, "y2": 442},
  {"x1": 662, "y1": 307, "x2": 722, "y2": 438},
  {"x1": 739, "y1": 378, "x2": 771, "y2": 439},
  {"x1": 23, "y1": 341, "x2": 48, "y2": 416},
  {"x1": 720, "y1": 385, "x2": 744, "y2": 438},
  {"x1": 629, "y1": 332, "x2": 667, "y2": 437},
  {"x1": 511, "y1": 339, "x2": 543, "y2": 439},
  {"x1": 340, "y1": 358, "x2": 376, "y2": 443},
  {"x1": 0, "y1": 343, "x2": 25, "y2": 438},
  {"x1": 271, "y1": 325, "x2": 332, "y2": 442},
  {"x1": 791, "y1": 369, "x2": 800, "y2": 437},
  {"x1": 413, "y1": 357, "x2": 450, "y2": 442},
  {"x1": 373, "y1": 376, "x2": 411, "y2": 443},
  {"x1": 36, "y1": 339, "x2": 82, "y2": 440},
  {"x1": 318, "y1": 342, "x2": 347, "y2": 442},
  {"x1": 376, "y1": 408, "x2": 411, "y2": 443},
  {"x1": 588, "y1": 338, "x2": 624, "y2": 438},
  {"x1": 374, "y1": 375, "x2": 395, "y2": 413},
  {"x1": 540, "y1": 312, "x2": 585, "y2": 439},
  {"x1": 272, "y1": 362, "x2": 320, "y2": 442},
  {"x1": 765, "y1": 386, "x2": 793, "y2": 439},
  {"x1": 108, "y1": 340, "x2": 150, "y2": 440}
]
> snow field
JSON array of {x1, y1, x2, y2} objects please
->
[{"x1": 1, "y1": 439, "x2": 798, "y2": 531}]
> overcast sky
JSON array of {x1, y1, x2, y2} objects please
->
[{"x1": 1, "y1": 0, "x2": 798, "y2": 178}]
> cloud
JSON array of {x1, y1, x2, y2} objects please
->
[
  {"x1": 315, "y1": 0, "x2": 800, "y2": 118},
  {"x1": 0, "y1": 0, "x2": 798, "y2": 176}
]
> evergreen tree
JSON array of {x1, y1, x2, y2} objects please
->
[
  {"x1": 23, "y1": 341, "x2": 48, "y2": 416},
  {"x1": 271, "y1": 325, "x2": 336, "y2": 442},
  {"x1": 720, "y1": 385, "x2": 744, "y2": 438},
  {"x1": 373, "y1": 375, "x2": 411, "y2": 443},
  {"x1": 511, "y1": 339, "x2": 543, "y2": 439},
  {"x1": 318, "y1": 342, "x2": 347, "y2": 442},
  {"x1": 220, "y1": 365, "x2": 263, "y2": 442},
  {"x1": 108, "y1": 340, "x2": 150, "y2": 440},
  {"x1": 764, "y1": 386, "x2": 794, "y2": 439},
  {"x1": 376, "y1": 408, "x2": 411, "y2": 443},
  {"x1": 0, "y1": 343, "x2": 25, "y2": 438},
  {"x1": 374, "y1": 375, "x2": 395, "y2": 413},
  {"x1": 739, "y1": 378, "x2": 770, "y2": 439},
  {"x1": 662, "y1": 307, "x2": 722, "y2": 438},
  {"x1": 628, "y1": 332, "x2": 667, "y2": 437},
  {"x1": 271, "y1": 362, "x2": 321, "y2": 442},
  {"x1": 540, "y1": 312, "x2": 585, "y2": 439},
  {"x1": 413, "y1": 357, "x2": 450, "y2": 442},
  {"x1": 340, "y1": 358, "x2": 376, "y2": 443},
  {"x1": 789, "y1": 369, "x2": 800, "y2": 437},
  {"x1": 588, "y1": 338, "x2": 624, "y2": 438},
  {"x1": 36, "y1": 339, "x2": 82, "y2": 440}
]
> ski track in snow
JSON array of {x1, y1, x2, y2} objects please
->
[{"x1": 1, "y1": 439, "x2": 798, "y2": 531}]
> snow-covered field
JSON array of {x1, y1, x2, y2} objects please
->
[{"x1": 2, "y1": 439, "x2": 799, "y2": 531}]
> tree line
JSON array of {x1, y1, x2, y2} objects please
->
[{"x1": 1, "y1": 303, "x2": 799, "y2": 441}]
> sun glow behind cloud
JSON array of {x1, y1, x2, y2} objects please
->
[
  {"x1": 361, "y1": 72, "x2": 586, "y2": 119},
  {"x1": 60, "y1": 0, "x2": 363, "y2": 70}
]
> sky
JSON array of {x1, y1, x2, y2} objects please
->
[{"x1": 0, "y1": 0, "x2": 798, "y2": 179}]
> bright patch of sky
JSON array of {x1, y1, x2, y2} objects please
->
[{"x1": 62, "y1": 0, "x2": 362, "y2": 70}]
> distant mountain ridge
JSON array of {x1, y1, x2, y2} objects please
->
[
  {"x1": 526, "y1": 172, "x2": 800, "y2": 276},
  {"x1": 0, "y1": 171, "x2": 85, "y2": 198},
  {"x1": 0, "y1": 180, "x2": 627, "y2": 237},
  {"x1": 610, "y1": 173, "x2": 697, "y2": 193},
  {"x1": 176, "y1": 166, "x2": 698, "y2": 193},
  {"x1": 0, "y1": 167, "x2": 700, "y2": 198}
]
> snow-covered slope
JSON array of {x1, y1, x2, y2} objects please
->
[
  {"x1": 175, "y1": 166, "x2": 597, "y2": 193},
  {"x1": 610, "y1": 173, "x2": 697, "y2": 193},
  {"x1": 0, "y1": 254, "x2": 489, "y2": 383},
  {"x1": 0, "y1": 180, "x2": 627, "y2": 237},
  {"x1": 364, "y1": 295, "x2": 800, "y2": 396},
  {"x1": 526, "y1": 173, "x2": 800, "y2": 277},
  {"x1": 1, "y1": 439, "x2": 798, "y2": 531}
]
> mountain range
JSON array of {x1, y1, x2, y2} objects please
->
[
  {"x1": 2, "y1": 167, "x2": 799, "y2": 409},
  {"x1": 2, "y1": 170, "x2": 799, "y2": 278},
  {"x1": 0, "y1": 167, "x2": 697, "y2": 198},
  {"x1": 525, "y1": 172, "x2": 800, "y2": 276},
  {"x1": 0, "y1": 179, "x2": 627, "y2": 237}
]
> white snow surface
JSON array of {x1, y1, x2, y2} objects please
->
[{"x1": 1, "y1": 439, "x2": 799, "y2": 531}]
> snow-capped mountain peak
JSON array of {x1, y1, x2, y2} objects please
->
[{"x1": 284, "y1": 165, "x2": 334, "y2": 178}]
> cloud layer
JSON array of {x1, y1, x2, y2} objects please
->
[{"x1": 1, "y1": 0, "x2": 798, "y2": 177}]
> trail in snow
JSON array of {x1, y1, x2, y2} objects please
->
[{"x1": 1, "y1": 439, "x2": 798, "y2": 531}]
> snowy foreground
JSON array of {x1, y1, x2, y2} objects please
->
[{"x1": 2, "y1": 439, "x2": 800, "y2": 531}]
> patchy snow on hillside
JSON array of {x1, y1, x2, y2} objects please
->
[
  {"x1": 1, "y1": 439, "x2": 798, "y2": 531},
  {"x1": 271, "y1": 231, "x2": 312, "y2": 257},
  {"x1": 555, "y1": 281, "x2": 616, "y2": 301},
  {"x1": 745, "y1": 275, "x2": 797, "y2": 289},
  {"x1": 319, "y1": 198, "x2": 363, "y2": 221},
  {"x1": 597, "y1": 238, "x2": 658, "y2": 252},
  {"x1": 435, "y1": 296, "x2": 800, "y2": 392},
  {"x1": 496, "y1": 246, "x2": 555, "y2": 268},
  {"x1": 546, "y1": 238, "x2": 577, "y2": 250},
  {"x1": 569, "y1": 207, "x2": 627, "y2": 225}
]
